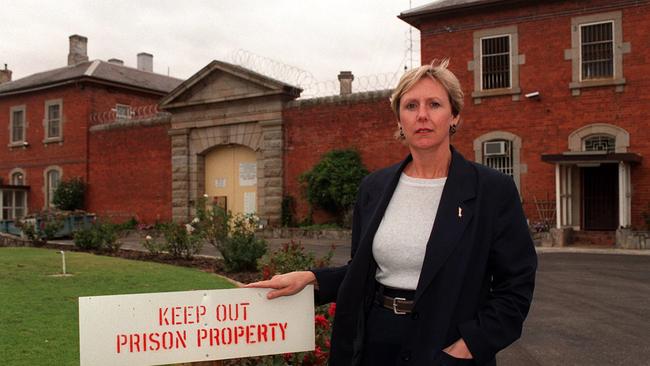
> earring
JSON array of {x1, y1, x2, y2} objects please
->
[
  {"x1": 449, "y1": 124, "x2": 457, "y2": 135},
  {"x1": 399, "y1": 126, "x2": 405, "y2": 139}
]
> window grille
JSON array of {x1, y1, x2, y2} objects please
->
[
  {"x1": 12, "y1": 110, "x2": 24, "y2": 142},
  {"x1": 483, "y1": 140, "x2": 513, "y2": 176},
  {"x1": 115, "y1": 104, "x2": 131, "y2": 121},
  {"x1": 581, "y1": 22, "x2": 613, "y2": 80},
  {"x1": 584, "y1": 135, "x2": 615, "y2": 152},
  {"x1": 47, "y1": 104, "x2": 61, "y2": 138},
  {"x1": 481, "y1": 35, "x2": 511, "y2": 90}
]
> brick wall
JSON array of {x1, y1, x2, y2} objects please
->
[
  {"x1": 88, "y1": 119, "x2": 172, "y2": 223},
  {"x1": 415, "y1": 0, "x2": 650, "y2": 228},
  {"x1": 283, "y1": 92, "x2": 409, "y2": 223},
  {"x1": 0, "y1": 82, "x2": 166, "y2": 219}
]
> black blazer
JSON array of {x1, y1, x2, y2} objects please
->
[{"x1": 313, "y1": 146, "x2": 537, "y2": 366}]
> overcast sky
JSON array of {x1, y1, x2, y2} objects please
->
[{"x1": 2, "y1": 1, "x2": 435, "y2": 95}]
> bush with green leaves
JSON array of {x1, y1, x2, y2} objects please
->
[
  {"x1": 161, "y1": 222, "x2": 203, "y2": 259},
  {"x1": 52, "y1": 177, "x2": 86, "y2": 211},
  {"x1": 194, "y1": 195, "x2": 230, "y2": 249},
  {"x1": 257, "y1": 240, "x2": 334, "y2": 280},
  {"x1": 217, "y1": 213, "x2": 267, "y2": 272},
  {"x1": 73, "y1": 222, "x2": 121, "y2": 252},
  {"x1": 16, "y1": 212, "x2": 65, "y2": 246},
  {"x1": 300, "y1": 149, "x2": 368, "y2": 220}
]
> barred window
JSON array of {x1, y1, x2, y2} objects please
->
[
  {"x1": 11, "y1": 109, "x2": 24, "y2": 142},
  {"x1": 581, "y1": 22, "x2": 613, "y2": 80},
  {"x1": 47, "y1": 103, "x2": 61, "y2": 138},
  {"x1": 483, "y1": 140, "x2": 513, "y2": 176},
  {"x1": 481, "y1": 35, "x2": 511, "y2": 90},
  {"x1": 584, "y1": 135, "x2": 615, "y2": 152},
  {"x1": 115, "y1": 104, "x2": 131, "y2": 121}
]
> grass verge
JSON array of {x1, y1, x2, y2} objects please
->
[{"x1": 0, "y1": 247, "x2": 235, "y2": 365}]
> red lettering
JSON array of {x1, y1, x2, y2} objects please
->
[
  {"x1": 211, "y1": 328, "x2": 220, "y2": 346},
  {"x1": 268, "y1": 322, "x2": 278, "y2": 341},
  {"x1": 222, "y1": 327, "x2": 233, "y2": 345},
  {"x1": 246, "y1": 324, "x2": 256, "y2": 344},
  {"x1": 197, "y1": 305, "x2": 206, "y2": 323},
  {"x1": 197, "y1": 329, "x2": 207, "y2": 347},
  {"x1": 241, "y1": 302, "x2": 250, "y2": 321},
  {"x1": 116, "y1": 334, "x2": 127, "y2": 353},
  {"x1": 278, "y1": 322, "x2": 288, "y2": 340},
  {"x1": 175, "y1": 330, "x2": 187, "y2": 349},
  {"x1": 234, "y1": 325, "x2": 245, "y2": 344},
  {"x1": 149, "y1": 332, "x2": 160, "y2": 351},
  {"x1": 129, "y1": 333, "x2": 141, "y2": 352},
  {"x1": 257, "y1": 324, "x2": 268, "y2": 342},
  {"x1": 158, "y1": 307, "x2": 170, "y2": 326},
  {"x1": 216, "y1": 304, "x2": 226, "y2": 322}
]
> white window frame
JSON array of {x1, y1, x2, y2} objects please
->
[
  {"x1": 579, "y1": 20, "x2": 615, "y2": 82},
  {"x1": 470, "y1": 25, "x2": 522, "y2": 102},
  {"x1": 1, "y1": 189, "x2": 27, "y2": 220},
  {"x1": 44, "y1": 99, "x2": 63, "y2": 143},
  {"x1": 44, "y1": 167, "x2": 62, "y2": 209},
  {"x1": 9, "y1": 105, "x2": 27, "y2": 147},
  {"x1": 566, "y1": 11, "x2": 629, "y2": 95},
  {"x1": 480, "y1": 34, "x2": 512, "y2": 91}
]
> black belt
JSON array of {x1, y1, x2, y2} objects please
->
[{"x1": 375, "y1": 283, "x2": 415, "y2": 315}]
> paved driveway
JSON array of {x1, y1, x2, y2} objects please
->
[{"x1": 498, "y1": 252, "x2": 650, "y2": 366}]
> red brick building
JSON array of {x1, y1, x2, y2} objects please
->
[
  {"x1": 0, "y1": 35, "x2": 181, "y2": 223},
  {"x1": 281, "y1": 0, "x2": 650, "y2": 247}
]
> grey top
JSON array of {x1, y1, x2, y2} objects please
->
[{"x1": 373, "y1": 173, "x2": 447, "y2": 290}]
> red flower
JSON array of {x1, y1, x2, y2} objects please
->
[
  {"x1": 314, "y1": 314, "x2": 329, "y2": 329},
  {"x1": 328, "y1": 303, "x2": 336, "y2": 318}
]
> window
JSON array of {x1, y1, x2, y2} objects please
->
[
  {"x1": 11, "y1": 172, "x2": 24, "y2": 186},
  {"x1": 581, "y1": 22, "x2": 613, "y2": 80},
  {"x1": 47, "y1": 104, "x2": 61, "y2": 137},
  {"x1": 470, "y1": 26, "x2": 522, "y2": 101},
  {"x1": 9, "y1": 106, "x2": 26, "y2": 144},
  {"x1": 483, "y1": 140, "x2": 513, "y2": 177},
  {"x1": 481, "y1": 35, "x2": 511, "y2": 90},
  {"x1": 45, "y1": 169, "x2": 61, "y2": 208},
  {"x1": 474, "y1": 131, "x2": 523, "y2": 192},
  {"x1": 566, "y1": 11, "x2": 629, "y2": 94},
  {"x1": 115, "y1": 104, "x2": 131, "y2": 121},
  {"x1": 584, "y1": 134, "x2": 615, "y2": 153},
  {"x1": 1, "y1": 189, "x2": 26, "y2": 220}
]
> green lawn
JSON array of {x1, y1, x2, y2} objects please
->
[{"x1": 0, "y1": 247, "x2": 235, "y2": 365}]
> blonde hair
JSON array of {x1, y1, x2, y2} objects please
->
[{"x1": 390, "y1": 59, "x2": 464, "y2": 139}]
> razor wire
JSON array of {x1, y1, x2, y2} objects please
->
[{"x1": 90, "y1": 105, "x2": 170, "y2": 126}]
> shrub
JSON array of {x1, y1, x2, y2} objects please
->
[
  {"x1": 16, "y1": 212, "x2": 64, "y2": 246},
  {"x1": 218, "y1": 214, "x2": 267, "y2": 272},
  {"x1": 161, "y1": 222, "x2": 203, "y2": 259},
  {"x1": 73, "y1": 222, "x2": 121, "y2": 252},
  {"x1": 257, "y1": 240, "x2": 334, "y2": 280},
  {"x1": 52, "y1": 177, "x2": 86, "y2": 211},
  {"x1": 300, "y1": 149, "x2": 368, "y2": 220},
  {"x1": 194, "y1": 195, "x2": 230, "y2": 249}
]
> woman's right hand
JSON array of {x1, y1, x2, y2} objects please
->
[{"x1": 245, "y1": 271, "x2": 317, "y2": 300}]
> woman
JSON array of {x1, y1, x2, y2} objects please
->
[{"x1": 247, "y1": 60, "x2": 537, "y2": 366}]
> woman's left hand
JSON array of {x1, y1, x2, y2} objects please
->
[{"x1": 443, "y1": 338, "x2": 473, "y2": 359}]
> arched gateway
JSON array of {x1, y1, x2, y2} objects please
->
[{"x1": 159, "y1": 61, "x2": 301, "y2": 225}]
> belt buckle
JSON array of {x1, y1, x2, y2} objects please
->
[{"x1": 392, "y1": 297, "x2": 407, "y2": 315}]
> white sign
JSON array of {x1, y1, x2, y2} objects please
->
[
  {"x1": 244, "y1": 192, "x2": 257, "y2": 214},
  {"x1": 239, "y1": 163, "x2": 257, "y2": 186},
  {"x1": 79, "y1": 287, "x2": 315, "y2": 366}
]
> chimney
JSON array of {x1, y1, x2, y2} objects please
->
[
  {"x1": 68, "y1": 34, "x2": 89, "y2": 66},
  {"x1": 108, "y1": 58, "x2": 124, "y2": 66},
  {"x1": 338, "y1": 71, "x2": 354, "y2": 95},
  {"x1": 0, "y1": 64, "x2": 12, "y2": 84},
  {"x1": 137, "y1": 52, "x2": 153, "y2": 72}
]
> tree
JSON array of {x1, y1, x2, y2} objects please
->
[{"x1": 52, "y1": 177, "x2": 86, "y2": 211}]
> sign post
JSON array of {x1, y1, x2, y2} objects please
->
[{"x1": 79, "y1": 287, "x2": 314, "y2": 366}]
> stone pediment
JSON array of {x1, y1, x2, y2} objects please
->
[{"x1": 160, "y1": 60, "x2": 301, "y2": 109}]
